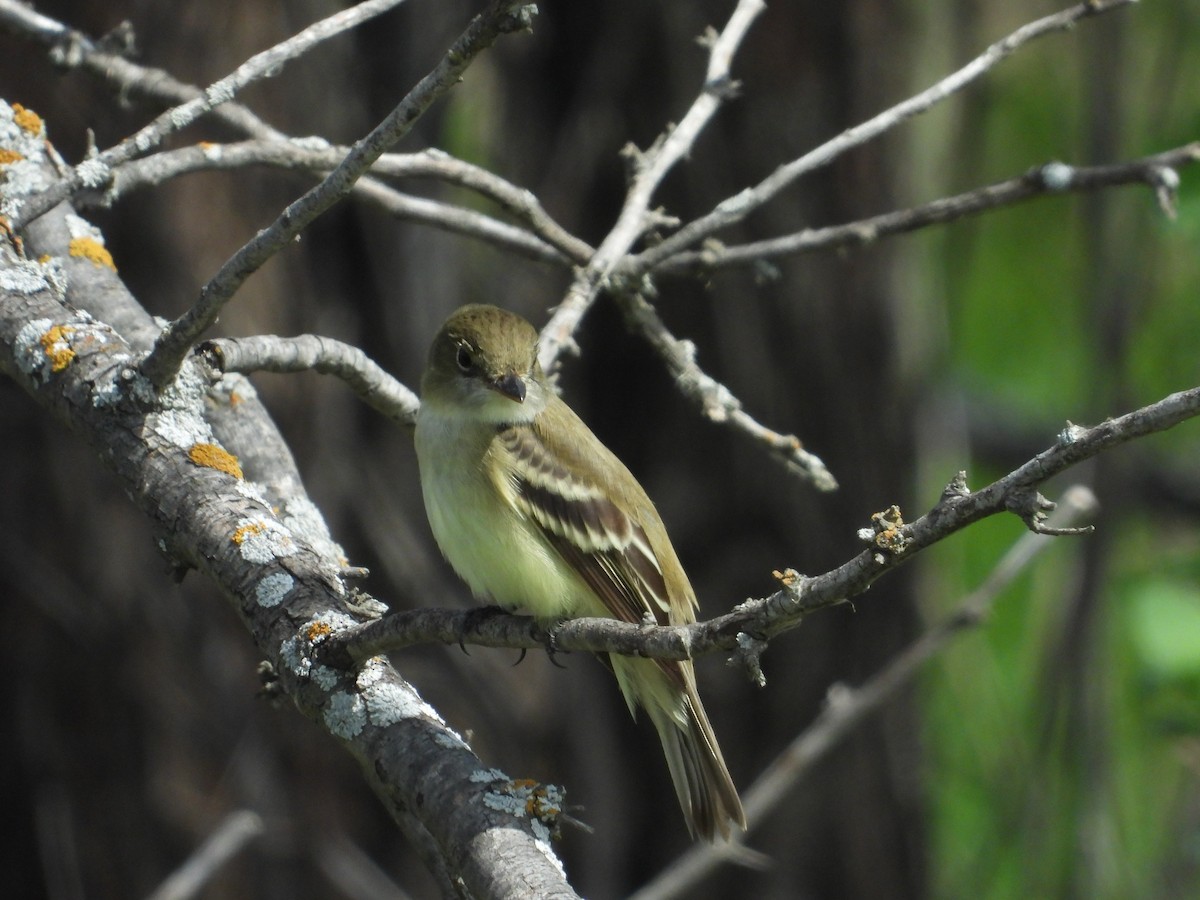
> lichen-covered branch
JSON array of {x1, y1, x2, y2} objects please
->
[{"x1": 0, "y1": 88, "x2": 577, "y2": 900}]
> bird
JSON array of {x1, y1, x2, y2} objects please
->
[{"x1": 413, "y1": 303, "x2": 744, "y2": 840}]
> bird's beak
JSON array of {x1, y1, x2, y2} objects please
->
[{"x1": 489, "y1": 372, "x2": 526, "y2": 403}]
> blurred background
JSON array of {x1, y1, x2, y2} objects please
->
[{"x1": 1, "y1": 1, "x2": 1198, "y2": 897}]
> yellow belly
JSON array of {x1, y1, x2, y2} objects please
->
[{"x1": 415, "y1": 409, "x2": 594, "y2": 621}]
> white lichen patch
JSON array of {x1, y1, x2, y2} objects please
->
[
  {"x1": 255, "y1": 571, "x2": 294, "y2": 608},
  {"x1": 204, "y1": 82, "x2": 235, "y2": 106},
  {"x1": 74, "y1": 157, "x2": 111, "y2": 189},
  {"x1": 310, "y1": 664, "x2": 340, "y2": 692},
  {"x1": 470, "y1": 768, "x2": 510, "y2": 785},
  {"x1": 64, "y1": 212, "x2": 105, "y2": 242},
  {"x1": 13, "y1": 318, "x2": 54, "y2": 375},
  {"x1": 324, "y1": 690, "x2": 367, "y2": 739},
  {"x1": 279, "y1": 635, "x2": 312, "y2": 680},
  {"x1": 483, "y1": 789, "x2": 527, "y2": 818},
  {"x1": 306, "y1": 609, "x2": 358, "y2": 634},
  {"x1": 11, "y1": 313, "x2": 114, "y2": 381},
  {"x1": 358, "y1": 659, "x2": 449, "y2": 729},
  {"x1": 232, "y1": 517, "x2": 298, "y2": 563},
  {"x1": 0, "y1": 158, "x2": 48, "y2": 220},
  {"x1": 481, "y1": 778, "x2": 566, "y2": 844},
  {"x1": 148, "y1": 407, "x2": 214, "y2": 448},
  {"x1": 3, "y1": 261, "x2": 53, "y2": 296},
  {"x1": 90, "y1": 358, "x2": 134, "y2": 409},
  {"x1": 233, "y1": 479, "x2": 272, "y2": 508}
]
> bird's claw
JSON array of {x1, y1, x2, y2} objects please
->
[
  {"x1": 538, "y1": 620, "x2": 569, "y2": 669},
  {"x1": 458, "y1": 604, "x2": 509, "y2": 654}
]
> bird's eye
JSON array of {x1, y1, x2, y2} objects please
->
[{"x1": 455, "y1": 345, "x2": 474, "y2": 372}]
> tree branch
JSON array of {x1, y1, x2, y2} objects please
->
[
  {"x1": 93, "y1": 140, "x2": 589, "y2": 265},
  {"x1": 537, "y1": 0, "x2": 765, "y2": 369},
  {"x1": 200, "y1": 335, "x2": 420, "y2": 426},
  {"x1": 630, "y1": 486, "x2": 1100, "y2": 900},
  {"x1": 628, "y1": 0, "x2": 1139, "y2": 275},
  {"x1": 616, "y1": 292, "x2": 838, "y2": 490},
  {"x1": 318, "y1": 387, "x2": 1200, "y2": 668},
  {"x1": 652, "y1": 145, "x2": 1200, "y2": 275},
  {"x1": 8, "y1": 0, "x2": 415, "y2": 229},
  {"x1": 139, "y1": 0, "x2": 536, "y2": 388},
  {"x1": 1, "y1": 86, "x2": 577, "y2": 900}
]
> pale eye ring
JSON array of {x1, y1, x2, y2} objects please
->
[{"x1": 455, "y1": 345, "x2": 474, "y2": 372}]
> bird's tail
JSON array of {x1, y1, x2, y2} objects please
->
[{"x1": 613, "y1": 655, "x2": 745, "y2": 841}]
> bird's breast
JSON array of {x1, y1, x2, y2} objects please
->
[{"x1": 414, "y1": 409, "x2": 587, "y2": 620}]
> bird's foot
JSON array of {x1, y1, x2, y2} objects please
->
[{"x1": 458, "y1": 604, "x2": 509, "y2": 654}]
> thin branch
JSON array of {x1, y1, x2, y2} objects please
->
[
  {"x1": 146, "y1": 811, "x2": 264, "y2": 900},
  {"x1": 96, "y1": 141, "x2": 589, "y2": 265},
  {"x1": 616, "y1": 293, "x2": 838, "y2": 490},
  {"x1": 653, "y1": 144, "x2": 1200, "y2": 275},
  {"x1": 200, "y1": 335, "x2": 421, "y2": 426},
  {"x1": 629, "y1": 0, "x2": 1139, "y2": 275},
  {"x1": 630, "y1": 485, "x2": 1099, "y2": 900},
  {"x1": 0, "y1": 2, "x2": 585, "y2": 268},
  {"x1": 537, "y1": 0, "x2": 765, "y2": 369},
  {"x1": 318, "y1": 384, "x2": 1200, "y2": 666},
  {"x1": 0, "y1": 0, "x2": 287, "y2": 140},
  {"x1": 9, "y1": 0, "x2": 414, "y2": 229},
  {"x1": 139, "y1": 0, "x2": 535, "y2": 388}
]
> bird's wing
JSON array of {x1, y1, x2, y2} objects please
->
[{"x1": 494, "y1": 418, "x2": 675, "y2": 632}]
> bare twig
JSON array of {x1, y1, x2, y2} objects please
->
[
  {"x1": 629, "y1": 0, "x2": 1139, "y2": 275},
  {"x1": 653, "y1": 144, "x2": 1200, "y2": 274},
  {"x1": 139, "y1": 0, "x2": 535, "y2": 388},
  {"x1": 95, "y1": 141, "x2": 589, "y2": 265},
  {"x1": 9, "y1": 0, "x2": 414, "y2": 229},
  {"x1": 537, "y1": 0, "x2": 766, "y2": 368},
  {"x1": 0, "y1": 0, "x2": 286, "y2": 140},
  {"x1": 144, "y1": 811, "x2": 264, "y2": 900},
  {"x1": 630, "y1": 485, "x2": 1099, "y2": 900},
  {"x1": 617, "y1": 293, "x2": 838, "y2": 490},
  {"x1": 200, "y1": 335, "x2": 421, "y2": 425},
  {"x1": 0, "y1": 1, "x2": 586, "y2": 267},
  {"x1": 318, "y1": 384, "x2": 1200, "y2": 666}
]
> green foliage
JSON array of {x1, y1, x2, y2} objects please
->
[{"x1": 914, "y1": 3, "x2": 1200, "y2": 898}]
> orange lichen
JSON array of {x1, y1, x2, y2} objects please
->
[
  {"x1": 11, "y1": 103, "x2": 42, "y2": 135},
  {"x1": 516, "y1": 781, "x2": 561, "y2": 822},
  {"x1": 40, "y1": 324, "x2": 75, "y2": 372},
  {"x1": 305, "y1": 621, "x2": 333, "y2": 641},
  {"x1": 228, "y1": 390, "x2": 244, "y2": 406},
  {"x1": 188, "y1": 442, "x2": 244, "y2": 479},
  {"x1": 870, "y1": 505, "x2": 909, "y2": 554},
  {"x1": 232, "y1": 522, "x2": 267, "y2": 545},
  {"x1": 772, "y1": 568, "x2": 802, "y2": 587},
  {"x1": 0, "y1": 148, "x2": 23, "y2": 164},
  {"x1": 68, "y1": 236, "x2": 116, "y2": 271}
]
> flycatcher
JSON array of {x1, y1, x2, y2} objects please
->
[{"x1": 414, "y1": 304, "x2": 744, "y2": 841}]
